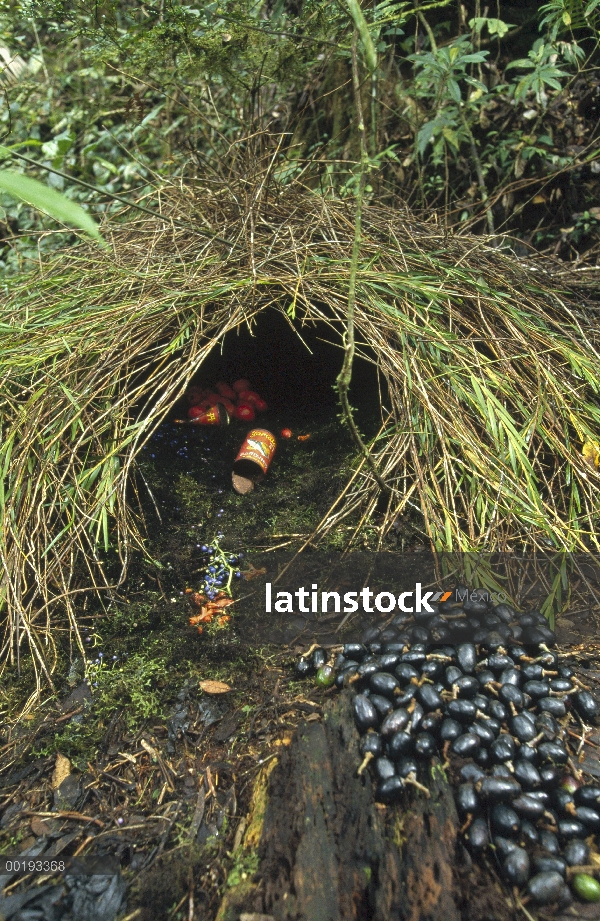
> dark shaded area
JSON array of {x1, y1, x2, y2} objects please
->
[{"x1": 195, "y1": 309, "x2": 385, "y2": 422}]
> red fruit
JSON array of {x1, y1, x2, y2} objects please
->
[
  {"x1": 233, "y1": 379, "x2": 251, "y2": 393},
  {"x1": 235, "y1": 402, "x2": 255, "y2": 421},
  {"x1": 281, "y1": 428, "x2": 292, "y2": 438},
  {"x1": 216, "y1": 382, "x2": 237, "y2": 400},
  {"x1": 238, "y1": 389, "x2": 264, "y2": 404},
  {"x1": 188, "y1": 406, "x2": 204, "y2": 419},
  {"x1": 253, "y1": 398, "x2": 268, "y2": 412},
  {"x1": 199, "y1": 399, "x2": 214, "y2": 409},
  {"x1": 186, "y1": 386, "x2": 206, "y2": 406},
  {"x1": 204, "y1": 393, "x2": 221, "y2": 405}
]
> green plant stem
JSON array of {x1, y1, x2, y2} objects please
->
[
  {"x1": 370, "y1": 69, "x2": 378, "y2": 159},
  {"x1": 370, "y1": 0, "x2": 378, "y2": 159},
  {"x1": 347, "y1": 0, "x2": 378, "y2": 73},
  {"x1": 415, "y1": 2, "x2": 438, "y2": 51},
  {"x1": 458, "y1": 109, "x2": 495, "y2": 234},
  {"x1": 337, "y1": 32, "x2": 390, "y2": 495}
]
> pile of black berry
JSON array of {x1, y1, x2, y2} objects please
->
[{"x1": 294, "y1": 588, "x2": 600, "y2": 909}]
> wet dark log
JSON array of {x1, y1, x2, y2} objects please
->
[{"x1": 216, "y1": 693, "x2": 510, "y2": 921}]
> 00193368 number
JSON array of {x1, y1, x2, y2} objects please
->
[{"x1": 4, "y1": 859, "x2": 66, "y2": 873}]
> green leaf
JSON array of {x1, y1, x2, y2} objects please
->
[
  {"x1": 416, "y1": 119, "x2": 438, "y2": 156},
  {"x1": 0, "y1": 169, "x2": 106, "y2": 246},
  {"x1": 447, "y1": 78, "x2": 461, "y2": 102},
  {"x1": 460, "y1": 51, "x2": 490, "y2": 64},
  {"x1": 469, "y1": 16, "x2": 515, "y2": 36},
  {"x1": 505, "y1": 57, "x2": 535, "y2": 71},
  {"x1": 442, "y1": 126, "x2": 459, "y2": 150}
]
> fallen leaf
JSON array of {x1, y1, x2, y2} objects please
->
[
  {"x1": 199, "y1": 680, "x2": 231, "y2": 695},
  {"x1": 216, "y1": 615, "x2": 231, "y2": 626},
  {"x1": 297, "y1": 433, "x2": 311, "y2": 441},
  {"x1": 52, "y1": 753, "x2": 71, "y2": 790},
  {"x1": 211, "y1": 595, "x2": 235, "y2": 609},
  {"x1": 190, "y1": 592, "x2": 206, "y2": 607},
  {"x1": 582, "y1": 440, "x2": 600, "y2": 469},
  {"x1": 242, "y1": 565, "x2": 267, "y2": 581},
  {"x1": 31, "y1": 816, "x2": 51, "y2": 836}
]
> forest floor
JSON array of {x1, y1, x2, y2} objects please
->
[
  {"x1": 0, "y1": 396, "x2": 396, "y2": 920},
  {"x1": 2, "y1": 396, "x2": 600, "y2": 921}
]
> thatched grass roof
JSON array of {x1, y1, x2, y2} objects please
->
[{"x1": 2, "y1": 175, "x2": 600, "y2": 693}]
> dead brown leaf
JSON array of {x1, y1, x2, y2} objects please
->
[
  {"x1": 199, "y1": 680, "x2": 231, "y2": 695},
  {"x1": 210, "y1": 595, "x2": 235, "y2": 609},
  {"x1": 30, "y1": 816, "x2": 51, "y2": 836},
  {"x1": 51, "y1": 753, "x2": 71, "y2": 790},
  {"x1": 242, "y1": 565, "x2": 267, "y2": 581}
]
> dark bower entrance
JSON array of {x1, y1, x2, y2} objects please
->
[{"x1": 190, "y1": 308, "x2": 385, "y2": 430}]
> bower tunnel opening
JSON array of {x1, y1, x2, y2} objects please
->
[
  {"x1": 128, "y1": 308, "x2": 393, "y2": 578},
  {"x1": 184, "y1": 308, "x2": 386, "y2": 429}
]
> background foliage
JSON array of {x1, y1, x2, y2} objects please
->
[{"x1": 0, "y1": 0, "x2": 598, "y2": 270}]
